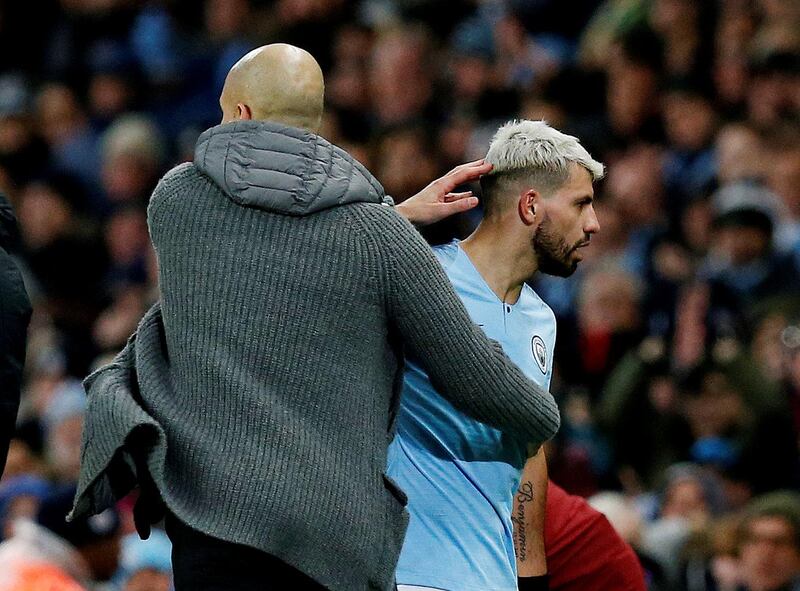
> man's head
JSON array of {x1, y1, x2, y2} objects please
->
[
  {"x1": 710, "y1": 180, "x2": 778, "y2": 268},
  {"x1": 737, "y1": 492, "x2": 800, "y2": 591},
  {"x1": 219, "y1": 44, "x2": 324, "y2": 132},
  {"x1": 480, "y1": 120, "x2": 604, "y2": 277}
]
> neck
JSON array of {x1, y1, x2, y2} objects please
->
[{"x1": 460, "y1": 216, "x2": 537, "y2": 305}]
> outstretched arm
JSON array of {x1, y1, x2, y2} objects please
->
[{"x1": 370, "y1": 207, "x2": 559, "y2": 446}]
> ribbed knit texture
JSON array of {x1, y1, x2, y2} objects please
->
[{"x1": 72, "y1": 121, "x2": 560, "y2": 591}]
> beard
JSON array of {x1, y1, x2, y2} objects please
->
[{"x1": 532, "y1": 214, "x2": 584, "y2": 277}]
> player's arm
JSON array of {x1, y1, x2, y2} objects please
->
[
  {"x1": 515, "y1": 448, "x2": 550, "y2": 590},
  {"x1": 394, "y1": 160, "x2": 488, "y2": 225},
  {"x1": 369, "y1": 207, "x2": 559, "y2": 446}
]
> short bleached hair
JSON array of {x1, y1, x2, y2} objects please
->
[{"x1": 481, "y1": 120, "x2": 604, "y2": 214}]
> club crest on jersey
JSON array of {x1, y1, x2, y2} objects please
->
[{"x1": 531, "y1": 335, "x2": 547, "y2": 374}]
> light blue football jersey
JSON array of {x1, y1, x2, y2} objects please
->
[{"x1": 387, "y1": 240, "x2": 556, "y2": 591}]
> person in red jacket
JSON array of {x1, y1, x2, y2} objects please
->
[{"x1": 545, "y1": 481, "x2": 647, "y2": 591}]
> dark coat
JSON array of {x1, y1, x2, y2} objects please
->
[{"x1": 0, "y1": 193, "x2": 32, "y2": 477}]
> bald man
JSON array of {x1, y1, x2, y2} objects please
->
[
  {"x1": 219, "y1": 44, "x2": 325, "y2": 129},
  {"x1": 71, "y1": 45, "x2": 560, "y2": 591}
]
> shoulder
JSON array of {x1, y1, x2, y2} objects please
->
[
  {"x1": 348, "y1": 201, "x2": 409, "y2": 223},
  {"x1": 546, "y1": 481, "x2": 610, "y2": 545},
  {"x1": 431, "y1": 240, "x2": 459, "y2": 272},
  {"x1": 345, "y1": 204, "x2": 445, "y2": 283},
  {"x1": 345, "y1": 202, "x2": 422, "y2": 243},
  {"x1": 523, "y1": 284, "x2": 556, "y2": 324},
  {"x1": 148, "y1": 163, "x2": 210, "y2": 220},
  {"x1": 153, "y1": 162, "x2": 207, "y2": 195}
]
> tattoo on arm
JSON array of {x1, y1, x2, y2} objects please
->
[{"x1": 512, "y1": 480, "x2": 534, "y2": 562}]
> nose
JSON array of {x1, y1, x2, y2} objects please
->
[{"x1": 584, "y1": 205, "x2": 600, "y2": 235}]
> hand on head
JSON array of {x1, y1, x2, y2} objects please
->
[{"x1": 396, "y1": 159, "x2": 492, "y2": 226}]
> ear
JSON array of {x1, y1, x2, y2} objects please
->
[
  {"x1": 236, "y1": 103, "x2": 253, "y2": 120},
  {"x1": 517, "y1": 189, "x2": 539, "y2": 226}
]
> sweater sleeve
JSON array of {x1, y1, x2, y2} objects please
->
[{"x1": 370, "y1": 206, "x2": 560, "y2": 446}]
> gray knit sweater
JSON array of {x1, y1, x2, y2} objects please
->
[{"x1": 71, "y1": 121, "x2": 560, "y2": 591}]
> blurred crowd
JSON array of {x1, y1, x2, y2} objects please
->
[{"x1": 0, "y1": 0, "x2": 799, "y2": 589}]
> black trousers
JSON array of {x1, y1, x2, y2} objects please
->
[{"x1": 165, "y1": 512, "x2": 328, "y2": 590}]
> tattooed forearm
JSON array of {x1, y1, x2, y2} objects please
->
[{"x1": 512, "y1": 480, "x2": 534, "y2": 561}]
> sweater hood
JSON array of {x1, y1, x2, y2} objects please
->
[{"x1": 194, "y1": 120, "x2": 389, "y2": 215}]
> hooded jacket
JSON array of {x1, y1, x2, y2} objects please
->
[
  {"x1": 71, "y1": 120, "x2": 560, "y2": 591},
  {"x1": 0, "y1": 194, "x2": 31, "y2": 478}
]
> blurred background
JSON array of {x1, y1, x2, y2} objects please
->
[{"x1": 0, "y1": 0, "x2": 798, "y2": 589}]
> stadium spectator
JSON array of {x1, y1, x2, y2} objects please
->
[
  {"x1": 115, "y1": 529, "x2": 172, "y2": 591},
  {"x1": 737, "y1": 491, "x2": 800, "y2": 591},
  {"x1": 546, "y1": 482, "x2": 648, "y2": 590},
  {"x1": 38, "y1": 487, "x2": 122, "y2": 586}
]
